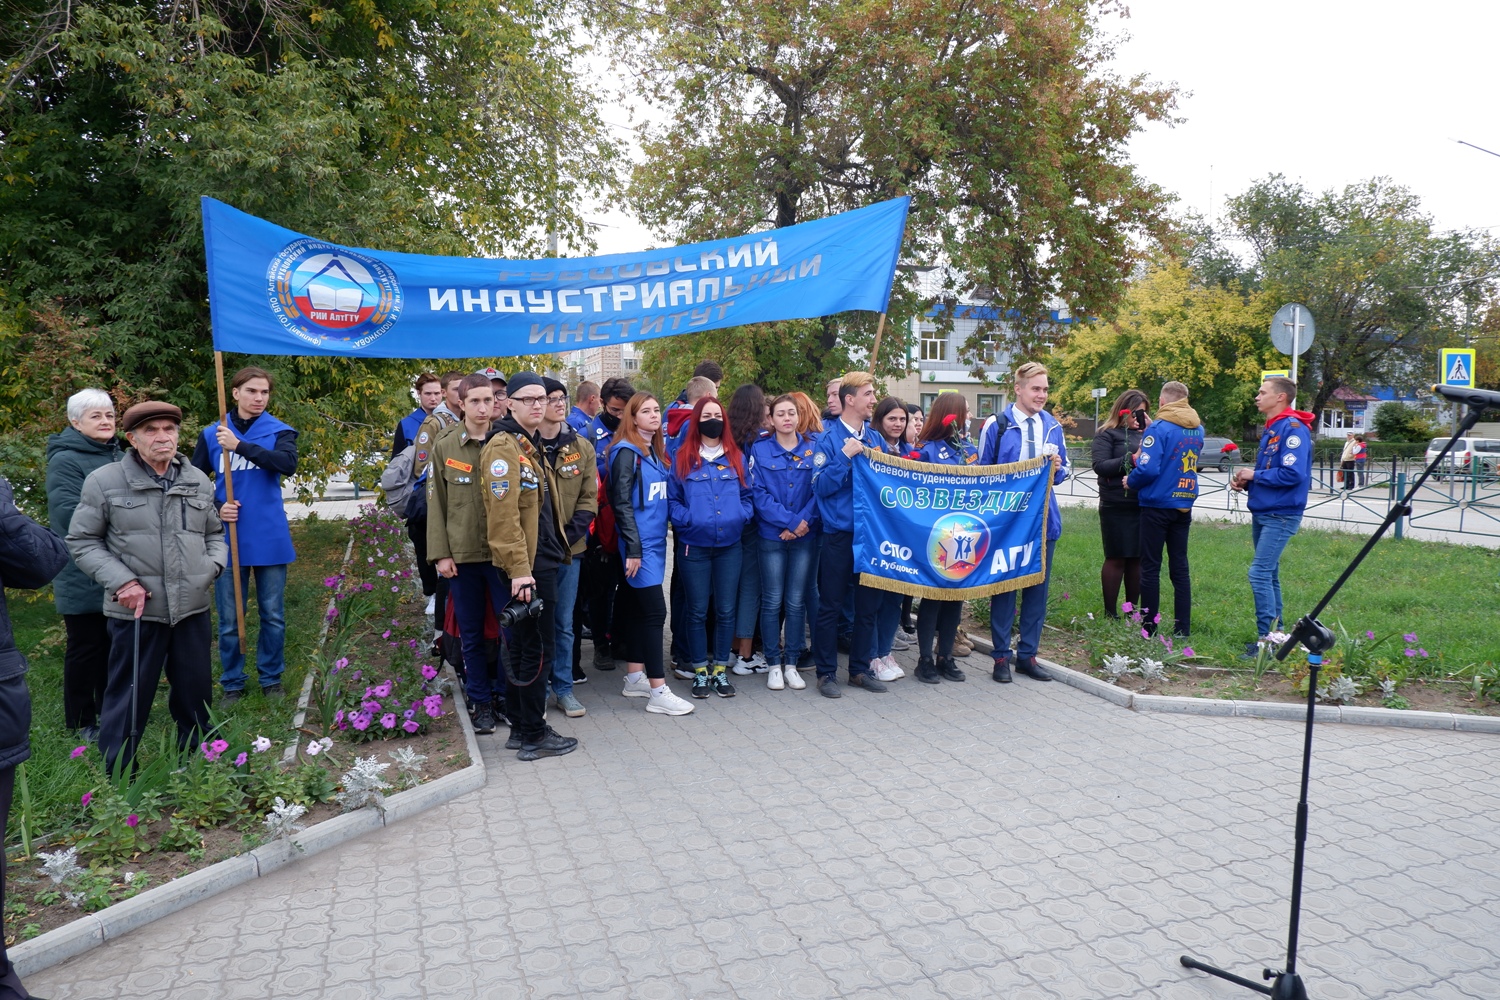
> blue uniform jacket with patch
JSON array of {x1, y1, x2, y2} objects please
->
[
  {"x1": 812, "y1": 418, "x2": 882, "y2": 534},
  {"x1": 978, "y1": 404, "x2": 1070, "y2": 540},
  {"x1": 1248, "y1": 410, "x2": 1316, "y2": 515},
  {"x1": 1125, "y1": 403, "x2": 1204, "y2": 509},
  {"x1": 668, "y1": 451, "x2": 753, "y2": 548},
  {"x1": 749, "y1": 434, "x2": 819, "y2": 540}
]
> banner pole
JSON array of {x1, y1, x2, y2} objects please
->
[
  {"x1": 214, "y1": 351, "x2": 249, "y2": 655},
  {"x1": 869, "y1": 312, "x2": 888, "y2": 373}
]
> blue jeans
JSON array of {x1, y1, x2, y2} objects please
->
[
  {"x1": 679, "y1": 541, "x2": 742, "y2": 667},
  {"x1": 551, "y1": 559, "x2": 581, "y2": 696},
  {"x1": 1249, "y1": 513, "x2": 1302, "y2": 635},
  {"x1": 758, "y1": 534, "x2": 815, "y2": 665},
  {"x1": 451, "y1": 562, "x2": 508, "y2": 706},
  {"x1": 735, "y1": 528, "x2": 761, "y2": 639},
  {"x1": 870, "y1": 590, "x2": 901, "y2": 659},
  {"x1": 990, "y1": 538, "x2": 1057, "y2": 662},
  {"x1": 215, "y1": 563, "x2": 288, "y2": 691}
]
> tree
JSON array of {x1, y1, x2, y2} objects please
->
[
  {"x1": 599, "y1": 0, "x2": 1177, "y2": 387},
  {"x1": 1221, "y1": 176, "x2": 1498, "y2": 415},
  {"x1": 0, "y1": 0, "x2": 617, "y2": 482},
  {"x1": 1050, "y1": 261, "x2": 1277, "y2": 435},
  {"x1": 1371, "y1": 401, "x2": 1432, "y2": 444}
]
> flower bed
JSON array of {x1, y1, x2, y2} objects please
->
[{"x1": 4, "y1": 505, "x2": 468, "y2": 945}]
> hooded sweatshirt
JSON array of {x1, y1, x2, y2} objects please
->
[
  {"x1": 1248, "y1": 408, "x2": 1317, "y2": 515},
  {"x1": 1126, "y1": 398, "x2": 1204, "y2": 509}
]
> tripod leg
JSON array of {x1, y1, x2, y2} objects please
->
[{"x1": 1178, "y1": 956, "x2": 1273, "y2": 995}]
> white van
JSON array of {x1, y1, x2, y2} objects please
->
[{"x1": 1425, "y1": 437, "x2": 1500, "y2": 477}]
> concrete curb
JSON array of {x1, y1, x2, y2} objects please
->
[
  {"x1": 961, "y1": 630, "x2": 1499, "y2": 734},
  {"x1": 11, "y1": 669, "x2": 486, "y2": 979}
]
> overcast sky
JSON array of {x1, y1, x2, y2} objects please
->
[{"x1": 586, "y1": 1, "x2": 1500, "y2": 254}]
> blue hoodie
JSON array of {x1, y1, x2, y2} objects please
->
[
  {"x1": 1247, "y1": 409, "x2": 1316, "y2": 515},
  {"x1": 668, "y1": 449, "x2": 753, "y2": 548},
  {"x1": 979, "y1": 404, "x2": 1070, "y2": 540},
  {"x1": 812, "y1": 417, "x2": 883, "y2": 533},
  {"x1": 749, "y1": 434, "x2": 819, "y2": 540},
  {"x1": 1125, "y1": 399, "x2": 1204, "y2": 509}
]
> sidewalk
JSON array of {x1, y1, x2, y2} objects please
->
[{"x1": 26, "y1": 633, "x2": 1500, "y2": 998}]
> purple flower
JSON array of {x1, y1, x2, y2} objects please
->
[
  {"x1": 1182, "y1": 647, "x2": 1195, "y2": 657},
  {"x1": 381, "y1": 713, "x2": 397, "y2": 729},
  {"x1": 420, "y1": 664, "x2": 438, "y2": 681},
  {"x1": 361, "y1": 581, "x2": 374, "y2": 591},
  {"x1": 234, "y1": 752, "x2": 248, "y2": 767},
  {"x1": 1419, "y1": 648, "x2": 1429, "y2": 658},
  {"x1": 373, "y1": 681, "x2": 392, "y2": 698},
  {"x1": 381, "y1": 629, "x2": 391, "y2": 639},
  {"x1": 403, "y1": 709, "x2": 416, "y2": 720},
  {"x1": 403, "y1": 720, "x2": 420, "y2": 733},
  {"x1": 334, "y1": 657, "x2": 350, "y2": 671},
  {"x1": 1152, "y1": 613, "x2": 1161, "y2": 624},
  {"x1": 352, "y1": 712, "x2": 371, "y2": 731},
  {"x1": 126, "y1": 814, "x2": 139, "y2": 828},
  {"x1": 362, "y1": 699, "x2": 382, "y2": 713},
  {"x1": 1403, "y1": 633, "x2": 1418, "y2": 643},
  {"x1": 323, "y1": 576, "x2": 340, "y2": 587},
  {"x1": 1365, "y1": 631, "x2": 1375, "y2": 640},
  {"x1": 1404, "y1": 649, "x2": 1416, "y2": 658},
  {"x1": 377, "y1": 569, "x2": 388, "y2": 577},
  {"x1": 81, "y1": 792, "x2": 92, "y2": 808},
  {"x1": 326, "y1": 606, "x2": 339, "y2": 620},
  {"x1": 70, "y1": 745, "x2": 87, "y2": 759},
  {"x1": 391, "y1": 586, "x2": 399, "y2": 593},
  {"x1": 1121, "y1": 601, "x2": 1134, "y2": 613},
  {"x1": 391, "y1": 619, "x2": 400, "y2": 627},
  {"x1": 1060, "y1": 592, "x2": 1070, "y2": 600},
  {"x1": 335, "y1": 710, "x2": 345, "y2": 726},
  {"x1": 1140, "y1": 628, "x2": 1149, "y2": 639}
]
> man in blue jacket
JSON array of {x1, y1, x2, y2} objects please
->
[
  {"x1": 810, "y1": 370, "x2": 887, "y2": 697},
  {"x1": 980, "y1": 362, "x2": 1070, "y2": 683},
  {"x1": 568, "y1": 380, "x2": 600, "y2": 435},
  {"x1": 1232, "y1": 376, "x2": 1315, "y2": 656},
  {"x1": 392, "y1": 372, "x2": 442, "y2": 456},
  {"x1": 1125, "y1": 381, "x2": 1204, "y2": 637}
]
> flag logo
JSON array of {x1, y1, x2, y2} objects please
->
[{"x1": 267, "y1": 239, "x2": 403, "y2": 348}]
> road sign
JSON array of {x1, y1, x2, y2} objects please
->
[
  {"x1": 1090, "y1": 387, "x2": 1109, "y2": 398},
  {"x1": 1261, "y1": 369, "x2": 1290, "y2": 381},
  {"x1": 1440, "y1": 347, "x2": 1476, "y2": 387},
  {"x1": 1270, "y1": 304, "x2": 1315, "y2": 357}
]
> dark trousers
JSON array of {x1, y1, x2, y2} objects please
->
[
  {"x1": 813, "y1": 531, "x2": 881, "y2": 681},
  {"x1": 585, "y1": 544, "x2": 621, "y2": 655},
  {"x1": 451, "y1": 563, "x2": 509, "y2": 707},
  {"x1": 503, "y1": 568, "x2": 553, "y2": 744},
  {"x1": 63, "y1": 611, "x2": 111, "y2": 730},
  {"x1": 1139, "y1": 506, "x2": 1193, "y2": 636},
  {"x1": 615, "y1": 576, "x2": 668, "y2": 678},
  {"x1": 916, "y1": 599, "x2": 962, "y2": 660},
  {"x1": 0, "y1": 766, "x2": 31, "y2": 1000},
  {"x1": 100, "y1": 612, "x2": 213, "y2": 775},
  {"x1": 408, "y1": 515, "x2": 437, "y2": 597}
]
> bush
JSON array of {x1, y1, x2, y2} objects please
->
[{"x1": 1371, "y1": 401, "x2": 1433, "y2": 443}]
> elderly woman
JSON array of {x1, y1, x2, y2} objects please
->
[{"x1": 45, "y1": 388, "x2": 121, "y2": 742}]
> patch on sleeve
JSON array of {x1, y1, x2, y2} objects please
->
[
  {"x1": 489, "y1": 459, "x2": 509, "y2": 478},
  {"x1": 1138, "y1": 454, "x2": 1150, "y2": 466},
  {"x1": 490, "y1": 480, "x2": 509, "y2": 499},
  {"x1": 1287, "y1": 435, "x2": 1302, "y2": 449},
  {"x1": 418, "y1": 432, "x2": 430, "y2": 444},
  {"x1": 1142, "y1": 435, "x2": 1155, "y2": 448},
  {"x1": 813, "y1": 451, "x2": 827, "y2": 467},
  {"x1": 415, "y1": 450, "x2": 428, "y2": 465},
  {"x1": 1282, "y1": 453, "x2": 1297, "y2": 466}
]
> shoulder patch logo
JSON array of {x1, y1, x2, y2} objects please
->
[
  {"x1": 445, "y1": 458, "x2": 473, "y2": 473},
  {"x1": 1286, "y1": 435, "x2": 1302, "y2": 449},
  {"x1": 813, "y1": 451, "x2": 827, "y2": 467},
  {"x1": 1282, "y1": 453, "x2": 1297, "y2": 466},
  {"x1": 417, "y1": 432, "x2": 429, "y2": 445},
  {"x1": 490, "y1": 480, "x2": 509, "y2": 499},
  {"x1": 489, "y1": 459, "x2": 508, "y2": 478},
  {"x1": 1142, "y1": 435, "x2": 1155, "y2": 448},
  {"x1": 1139, "y1": 454, "x2": 1150, "y2": 466}
]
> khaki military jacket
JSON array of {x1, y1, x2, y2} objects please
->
[
  {"x1": 480, "y1": 422, "x2": 571, "y2": 580},
  {"x1": 425, "y1": 425, "x2": 491, "y2": 565},
  {"x1": 546, "y1": 431, "x2": 597, "y2": 556}
]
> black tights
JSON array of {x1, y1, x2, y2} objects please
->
[
  {"x1": 615, "y1": 579, "x2": 667, "y2": 679},
  {"x1": 1101, "y1": 558, "x2": 1140, "y2": 617},
  {"x1": 916, "y1": 599, "x2": 962, "y2": 660}
]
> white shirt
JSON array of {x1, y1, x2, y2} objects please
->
[{"x1": 1014, "y1": 409, "x2": 1043, "y2": 460}]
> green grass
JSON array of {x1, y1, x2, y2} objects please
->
[
  {"x1": 7, "y1": 516, "x2": 350, "y2": 849},
  {"x1": 1040, "y1": 507, "x2": 1500, "y2": 671}
]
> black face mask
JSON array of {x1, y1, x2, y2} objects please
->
[
  {"x1": 600, "y1": 410, "x2": 622, "y2": 431},
  {"x1": 698, "y1": 418, "x2": 725, "y2": 440}
]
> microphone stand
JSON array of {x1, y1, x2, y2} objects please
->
[{"x1": 1180, "y1": 400, "x2": 1491, "y2": 999}]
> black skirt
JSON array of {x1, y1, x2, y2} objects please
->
[{"x1": 1098, "y1": 499, "x2": 1141, "y2": 559}]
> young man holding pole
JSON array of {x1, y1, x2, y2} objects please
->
[{"x1": 192, "y1": 366, "x2": 298, "y2": 702}]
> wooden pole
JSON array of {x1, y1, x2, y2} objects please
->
[
  {"x1": 869, "y1": 311, "x2": 888, "y2": 373},
  {"x1": 214, "y1": 351, "x2": 249, "y2": 654}
]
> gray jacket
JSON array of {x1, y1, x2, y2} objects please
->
[{"x1": 67, "y1": 452, "x2": 228, "y2": 625}]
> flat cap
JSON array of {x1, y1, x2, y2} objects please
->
[{"x1": 120, "y1": 400, "x2": 183, "y2": 433}]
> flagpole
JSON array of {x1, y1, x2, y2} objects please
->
[
  {"x1": 869, "y1": 312, "x2": 888, "y2": 373},
  {"x1": 214, "y1": 351, "x2": 249, "y2": 654}
]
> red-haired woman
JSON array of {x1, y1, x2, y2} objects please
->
[
  {"x1": 910, "y1": 392, "x2": 978, "y2": 684},
  {"x1": 668, "y1": 396, "x2": 754, "y2": 697}
]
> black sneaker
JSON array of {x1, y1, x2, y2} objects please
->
[
  {"x1": 472, "y1": 705, "x2": 497, "y2": 735},
  {"x1": 260, "y1": 683, "x2": 284, "y2": 700},
  {"x1": 938, "y1": 657, "x2": 966, "y2": 682},
  {"x1": 517, "y1": 727, "x2": 579, "y2": 761},
  {"x1": 573, "y1": 663, "x2": 588, "y2": 684},
  {"x1": 710, "y1": 671, "x2": 736, "y2": 698},
  {"x1": 505, "y1": 729, "x2": 522, "y2": 750},
  {"x1": 221, "y1": 689, "x2": 245, "y2": 706},
  {"x1": 915, "y1": 657, "x2": 940, "y2": 684},
  {"x1": 691, "y1": 670, "x2": 711, "y2": 699},
  {"x1": 492, "y1": 697, "x2": 510, "y2": 727},
  {"x1": 847, "y1": 672, "x2": 888, "y2": 693},
  {"x1": 592, "y1": 643, "x2": 615, "y2": 670}
]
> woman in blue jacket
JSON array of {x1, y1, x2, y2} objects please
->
[
  {"x1": 608, "y1": 393, "x2": 694, "y2": 717},
  {"x1": 669, "y1": 396, "x2": 753, "y2": 698},
  {"x1": 910, "y1": 393, "x2": 978, "y2": 684},
  {"x1": 750, "y1": 394, "x2": 818, "y2": 691},
  {"x1": 867, "y1": 397, "x2": 912, "y2": 683}
]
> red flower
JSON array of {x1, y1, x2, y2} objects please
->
[{"x1": 941, "y1": 413, "x2": 958, "y2": 427}]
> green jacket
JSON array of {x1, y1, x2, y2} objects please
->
[
  {"x1": 45, "y1": 427, "x2": 122, "y2": 615},
  {"x1": 426, "y1": 426, "x2": 492, "y2": 565}
]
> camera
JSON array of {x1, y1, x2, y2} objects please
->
[{"x1": 496, "y1": 596, "x2": 544, "y2": 628}]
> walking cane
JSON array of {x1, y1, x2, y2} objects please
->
[{"x1": 129, "y1": 613, "x2": 142, "y2": 761}]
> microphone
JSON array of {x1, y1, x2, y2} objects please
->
[{"x1": 1431, "y1": 383, "x2": 1500, "y2": 410}]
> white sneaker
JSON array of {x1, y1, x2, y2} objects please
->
[
  {"x1": 784, "y1": 663, "x2": 806, "y2": 690},
  {"x1": 873, "y1": 656, "x2": 904, "y2": 682},
  {"x1": 622, "y1": 673, "x2": 652, "y2": 698},
  {"x1": 890, "y1": 631, "x2": 913, "y2": 651},
  {"x1": 731, "y1": 653, "x2": 768, "y2": 675},
  {"x1": 425, "y1": 594, "x2": 436, "y2": 616},
  {"x1": 767, "y1": 665, "x2": 785, "y2": 691},
  {"x1": 646, "y1": 686, "x2": 695, "y2": 715}
]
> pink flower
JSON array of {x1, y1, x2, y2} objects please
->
[
  {"x1": 70, "y1": 745, "x2": 87, "y2": 759},
  {"x1": 403, "y1": 720, "x2": 420, "y2": 733},
  {"x1": 381, "y1": 630, "x2": 391, "y2": 639},
  {"x1": 1140, "y1": 628, "x2": 1149, "y2": 639},
  {"x1": 373, "y1": 681, "x2": 392, "y2": 698},
  {"x1": 1182, "y1": 647, "x2": 1195, "y2": 657},
  {"x1": 381, "y1": 714, "x2": 397, "y2": 729},
  {"x1": 420, "y1": 664, "x2": 438, "y2": 681},
  {"x1": 210, "y1": 739, "x2": 229, "y2": 754},
  {"x1": 126, "y1": 814, "x2": 139, "y2": 828},
  {"x1": 81, "y1": 792, "x2": 92, "y2": 808},
  {"x1": 234, "y1": 752, "x2": 248, "y2": 767},
  {"x1": 1121, "y1": 602, "x2": 1134, "y2": 612}
]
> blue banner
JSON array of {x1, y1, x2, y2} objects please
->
[
  {"x1": 201, "y1": 196, "x2": 909, "y2": 358},
  {"x1": 853, "y1": 450, "x2": 1053, "y2": 599}
]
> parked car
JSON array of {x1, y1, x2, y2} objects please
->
[
  {"x1": 1199, "y1": 436, "x2": 1241, "y2": 471},
  {"x1": 1425, "y1": 437, "x2": 1500, "y2": 478}
]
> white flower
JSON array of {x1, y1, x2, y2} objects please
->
[
  {"x1": 252, "y1": 736, "x2": 273, "y2": 753},
  {"x1": 1263, "y1": 631, "x2": 1292, "y2": 646},
  {"x1": 305, "y1": 740, "x2": 321, "y2": 756},
  {"x1": 318, "y1": 737, "x2": 334, "y2": 754}
]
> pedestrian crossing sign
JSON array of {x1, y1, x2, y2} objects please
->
[
  {"x1": 1440, "y1": 348, "x2": 1476, "y2": 388},
  {"x1": 1261, "y1": 369, "x2": 1290, "y2": 381}
]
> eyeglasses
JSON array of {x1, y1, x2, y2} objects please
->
[
  {"x1": 510, "y1": 395, "x2": 548, "y2": 407},
  {"x1": 547, "y1": 395, "x2": 568, "y2": 405}
]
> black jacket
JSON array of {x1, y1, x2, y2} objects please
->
[
  {"x1": 1091, "y1": 425, "x2": 1143, "y2": 506},
  {"x1": 0, "y1": 475, "x2": 71, "y2": 770}
]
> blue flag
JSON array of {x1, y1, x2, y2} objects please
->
[
  {"x1": 202, "y1": 196, "x2": 909, "y2": 358},
  {"x1": 853, "y1": 450, "x2": 1053, "y2": 599}
]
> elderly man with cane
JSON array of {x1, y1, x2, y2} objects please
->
[{"x1": 68, "y1": 401, "x2": 227, "y2": 774}]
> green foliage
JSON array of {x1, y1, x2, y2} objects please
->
[
  {"x1": 166, "y1": 757, "x2": 244, "y2": 829},
  {"x1": 80, "y1": 785, "x2": 157, "y2": 864},
  {"x1": 603, "y1": 0, "x2": 1178, "y2": 386},
  {"x1": 1371, "y1": 401, "x2": 1434, "y2": 443}
]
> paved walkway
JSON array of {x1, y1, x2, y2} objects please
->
[{"x1": 27, "y1": 636, "x2": 1500, "y2": 999}]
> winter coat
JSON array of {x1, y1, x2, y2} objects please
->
[
  {"x1": 45, "y1": 426, "x2": 121, "y2": 615},
  {"x1": 66, "y1": 453, "x2": 227, "y2": 625},
  {"x1": 0, "y1": 476, "x2": 71, "y2": 770},
  {"x1": 1126, "y1": 399, "x2": 1205, "y2": 509}
]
